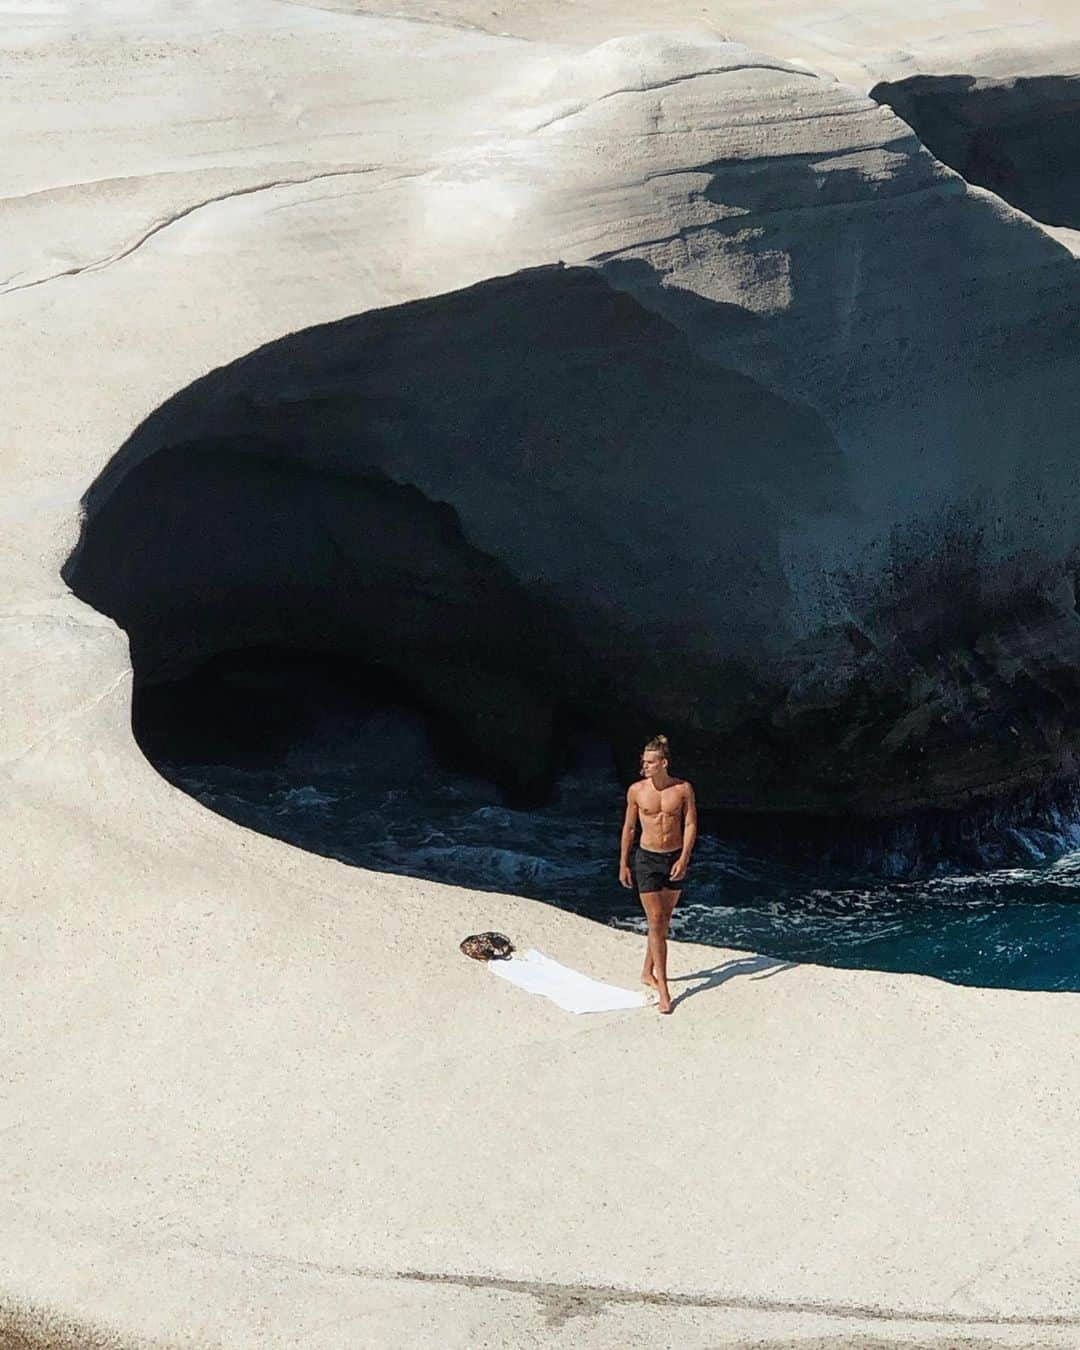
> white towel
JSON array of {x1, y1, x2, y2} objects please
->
[{"x1": 488, "y1": 948, "x2": 649, "y2": 1014}]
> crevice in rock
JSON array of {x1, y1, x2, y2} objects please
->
[
  {"x1": 156, "y1": 1241, "x2": 1080, "y2": 1332},
  {"x1": 528, "y1": 59, "x2": 818, "y2": 133},
  {"x1": 869, "y1": 73, "x2": 1080, "y2": 228},
  {"x1": 0, "y1": 166, "x2": 416, "y2": 296}
]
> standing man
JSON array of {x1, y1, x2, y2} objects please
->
[{"x1": 619, "y1": 733, "x2": 697, "y2": 1014}]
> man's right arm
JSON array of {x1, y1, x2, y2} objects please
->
[{"x1": 619, "y1": 786, "x2": 638, "y2": 886}]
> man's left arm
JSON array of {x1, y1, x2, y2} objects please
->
[{"x1": 671, "y1": 782, "x2": 698, "y2": 880}]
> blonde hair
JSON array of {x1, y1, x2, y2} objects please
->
[{"x1": 642, "y1": 733, "x2": 670, "y2": 761}]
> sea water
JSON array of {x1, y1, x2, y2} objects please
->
[{"x1": 152, "y1": 701, "x2": 1080, "y2": 993}]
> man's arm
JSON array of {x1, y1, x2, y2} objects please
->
[
  {"x1": 618, "y1": 786, "x2": 638, "y2": 887},
  {"x1": 671, "y1": 782, "x2": 698, "y2": 880}
]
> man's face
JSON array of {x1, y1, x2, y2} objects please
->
[{"x1": 641, "y1": 751, "x2": 666, "y2": 780}]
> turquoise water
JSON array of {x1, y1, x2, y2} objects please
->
[{"x1": 154, "y1": 701, "x2": 1080, "y2": 993}]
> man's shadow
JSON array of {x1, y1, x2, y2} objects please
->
[{"x1": 668, "y1": 953, "x2": 797, "y2": 1008}]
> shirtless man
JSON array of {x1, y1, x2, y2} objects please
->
[{"x1": 618, "y1": 733, "x2": 697, "y2": 1014}]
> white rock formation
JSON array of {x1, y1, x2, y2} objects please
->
[
  {"x1": 38, "y1": 21, "x2": 1080, "y2": 816},
  {"x1": 4, "y1": 1, "x2": 1080, "y2": 1346}
]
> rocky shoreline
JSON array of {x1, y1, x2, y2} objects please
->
[{"x1": 5, "y1": 0, "x2": 1080, "y2": 1345}]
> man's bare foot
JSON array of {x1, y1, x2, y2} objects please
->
[
  {"x1": 641, "y1": 971, "x2": 659, "y2": 989},
  {"x1": 657, "y1": 986, "x2": 673, "y2": 1013}
]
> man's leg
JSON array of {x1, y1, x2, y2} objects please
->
[
  {"x1": 639, "y1": 889, "x2": 674, "y2": 1013},
  {"x1": 655, "y1": 887, "x2": 681, "y2": 1012},
  {"x1": 641, "y1": 917, "x2": 658, "y2": 986},
  {"x1": 661, "y1": 887, "x2": 681, "y2": 924},
  {"x1": 639, "y1": 890, "x2": 662, "y2": 987}
]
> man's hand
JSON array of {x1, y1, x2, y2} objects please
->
[
  {"x1": 669, "y1": 857, "x2": 689, "y2": 882},
  {"x1": 619, "y1": 863, "x2": 633, "y2": 889}
]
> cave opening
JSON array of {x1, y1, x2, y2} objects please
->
[
  {"x1": 134, "y1": 640, "x2": 606, "y2": 813},
  {"x1": 133, "y1": 640, "x2": 634, "y2": 918},
  {"x1": 62, "y1": 264, "x2": 1080, "y2": 990}
]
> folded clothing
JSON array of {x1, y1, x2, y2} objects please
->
[{"x1": 487, "y1": 947, "x2": 648, "y2": 1014}]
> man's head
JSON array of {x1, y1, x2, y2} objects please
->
[{"x1": 641, "y1": 733, "x2": 670, "y2": 779}]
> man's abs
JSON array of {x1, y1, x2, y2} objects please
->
[{"x1": 637, "y1": 809, "x2": 684, "y2": 852}]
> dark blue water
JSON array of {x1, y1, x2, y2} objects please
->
[{"x1": 154, "y1": 702, "x2": 1080, "y2": 992}]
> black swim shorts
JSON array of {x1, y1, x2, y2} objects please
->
[{"x1": 632, "y1": 845, "x2": 685, "y2": 894}]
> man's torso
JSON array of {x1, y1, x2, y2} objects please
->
[{"x1": 633, "y1": 777, "x2": 688, "y2": 852}]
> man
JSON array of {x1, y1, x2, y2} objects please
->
[{"x1": 619, "y1": 734, "x2": 697, "y2": 1014}]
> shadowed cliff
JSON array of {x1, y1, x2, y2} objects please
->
[
  {"x1": 64, "y1": 263, "x2": 854, "y2": 809},
  {"x1": 64, "y1": 256, "x2": 1080, "y2": 820},
  {"x1": 870, "y1": 74, "x2": 1080, "y2": 229}
]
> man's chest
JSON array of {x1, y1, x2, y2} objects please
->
[{"x1": 638, "y1": 787, "x2": 682, "y2": 818}]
